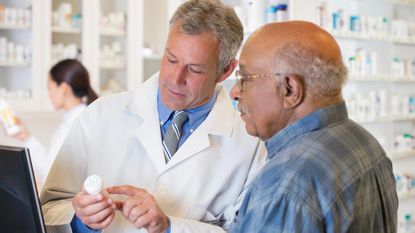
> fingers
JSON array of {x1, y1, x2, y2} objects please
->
[
  {"x1": 124, "y1": 199, "x2": 153, "y2": 229},
  {"x1": 105, "y1": 185, "x2": 168, "y2": 231},
  {"x1": 114, "y1": 200, "x2": 125, "y2": 211},
  {"x1": 107, "y1": 185, "x2": 147, "y2": 197},
  {"x1": 122, "y1": 194, "x2": 168, "y2": 231},
  {"x1": 72, "y1": 191, "x2": 115, "y2": 230},
  {"x1": 121, "y1": 191, "x2": 151, "y2": 217},
  {"x1": 127, "y1": 204, "x2": 150, "y2": 226},
  {"x1": 81, "y1": 204, "x2": 114, "y2": 226},
  {"x1": 78, "y1": 198, "x2": 113, "y2": 217},
  {"x1": 87, "y1": 211, "x2": 115, "y2": 230},
  {"x1": 73, "y1": 192, "x2": 105, "y2": 209}
]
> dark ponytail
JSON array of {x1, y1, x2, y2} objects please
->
[
  {"x1": 50, "y1": 59, "x2": 98, "y2": 105},
  {"x1": 86, "y1": 85, "x2": 98, "y2": 105}
]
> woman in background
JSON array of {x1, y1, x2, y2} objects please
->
[{"x1": 13, "y1": 59, "x2": 98, "y2": 188}]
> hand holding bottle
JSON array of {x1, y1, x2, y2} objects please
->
[{"x1": 72, "y1": 175, "x2": 115, "y2": 230}]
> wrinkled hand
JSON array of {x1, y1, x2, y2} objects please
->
[
  {"x1": 72, "y1": 188, "x2": 116, "y2": 230},
  {"x1": 108, "y1": 185, "x2": 169, "y2": 233}
]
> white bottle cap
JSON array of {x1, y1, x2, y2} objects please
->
[{"x1": 84, "y1": 174, "x2": 103, "y2": 195}]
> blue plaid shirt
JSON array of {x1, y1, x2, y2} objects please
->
[{"x1": 228, "y1": 102, "x2": 398, "y2": 233}]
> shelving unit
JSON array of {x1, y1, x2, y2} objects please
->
[
  {"x1": 314, "y1": 0, "x2": 415, "y2": 230},
  {"x1": 0, "y1": 0, "x2": 43, "y2": 111},
  {"x1": 141, "y1": 0, "x2": 169, "y2": 81},
  {"x1": 51, "y1": 27, "x2": 80, "y2": 34},
  {"x1": 330, "y1": 30, "x2": 415, "y2": 45},
  {"x1": 0, "y1": 61, "x2": 30, "y2": 67},
  {"x1": 50, "y1": 0, "x2": 82, "y2": 64},
  {"x1": 398, "y1": 190, "x2": 415, "y2": 201},
  {"x1": 0, "y1": 24, "x2": 30, "y2": 30},
  {"x1": 391, "y1": 150, "x2": 415, "y2": 160},
  {"x1": 97, "y1": 1, "x2": 127, "y2": 96},
  {"x1": 349, "y1": 74, "x2": 415, "y2": 82},
  {"x1": 0, "y1": 0, "x2": 147, "y2": 111}
]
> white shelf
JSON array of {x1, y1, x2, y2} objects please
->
[
  {"x1": 349, "y1": 75, "x2": 415, "y2": 82},
  {"x1": 329, "y1": 30, "x2": 415, "y2": 45},
  {"x1": 0, "y1": 61, "x2": 30, "y2": 67},
  {"x1": 52, "y1": 27, "x2": 81, "y2": 34},
  {"x1": 390, "y1": 0, "x2": 415, "y2": 6},
  {"x1": 143, "y1": 54, "x2": 162, "y2": 60},
  {"x1": 353, "y1": 115, "x2": 415, "y2": 124},
  {"x1": 398, "y1": 190, "x2": 415, "y2": 201},
  {"x1": 0, "y1": 24, "x2": 30, "y2": 30},
  {"x1": 390, "y1": 150, "x2": 415, "y2": 160},
  {"x1": 100, "y1": 28, "x2": 125, "y2": 37},
  {"x1": 100, "y1": 62, "x2": 125, "y2": 70}
]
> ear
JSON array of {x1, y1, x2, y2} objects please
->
[
  {"x1": 59, "y1": 82, "x2": 71, "y2": 96},
  {"x1": 216, "y1": 58, "x2": 238, "y2": 83},
  {"x1": 282, "y1": 75, "x2": 304, "y2": 109}
]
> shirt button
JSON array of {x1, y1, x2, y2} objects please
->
[{"x1": 158, "y1": 185, "x2": 167, "y2": 193}]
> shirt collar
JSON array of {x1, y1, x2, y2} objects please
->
[
  {"x1": 157, "y1": 87, "x2": 219, "y2": 127},
  {"x1": 265, "y1": 102, "x2": 348, "y2": 160}
]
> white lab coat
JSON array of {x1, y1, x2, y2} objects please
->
[
  {"x1": 41, "y1": 73, "x2": 266, "y2": 232},
  {"x1": 25, "y1": 104, "x2": 86, "y2": 188}
]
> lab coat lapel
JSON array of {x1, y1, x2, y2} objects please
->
[
  {"x1": 126, "y1": 73, "x2": 166, "y2": 174},
  {"x1": 165, "y1": 87, "x2": 235, "y2": 169}
]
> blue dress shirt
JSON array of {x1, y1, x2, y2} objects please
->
[
  {"x1": 228, "y1": 102, "x2": 398, "y2": 233},
  {"x1": 71, "y1": 87, "x2": 219, "y2": 233},
  {"x1": 157, "y1": 87, "x2": 219, "y2": 147}
]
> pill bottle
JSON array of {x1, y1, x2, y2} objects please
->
[
  {"x1": 0, "y1": 99, "x2": 21, "y2": 135},
  {"x1": 83, "y1": 174, "x2": 109, "y2": 198}
]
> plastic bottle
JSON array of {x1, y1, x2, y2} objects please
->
[
  {"x1": 0, "y1": 99, "x2": 21, "y2": 135},
  {"x1": 276, "y1": 3, "x2": 288, "y2": 22},
  {"x1": 266, "y1": 5, "x2": 277, "y2": 23},
  {"x1": 83, "y1": 175, "x2": 109, "y2": 197}
]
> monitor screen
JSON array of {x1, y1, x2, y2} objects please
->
[{"x1": 0, "y1": 145, "x2": 46, "y2": 233}]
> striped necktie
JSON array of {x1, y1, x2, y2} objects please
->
[{"x1": 162, "y1": 110, "x2": 188, "y2": 163}]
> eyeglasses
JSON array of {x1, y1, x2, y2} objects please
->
[{"x1": 235, "y1": 70, "x2": 283, "y2": 92}]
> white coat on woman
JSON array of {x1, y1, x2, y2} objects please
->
[{"x1": 24, "y1": 103, "x2": 86, "y2": 187}]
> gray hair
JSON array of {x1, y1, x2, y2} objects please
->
[
  {"x1": 169, "y1": 0, "x2": 243, "y2": 72},
  {"x1": 274, "y1": 43, "x2": 348, "y2": 97}
]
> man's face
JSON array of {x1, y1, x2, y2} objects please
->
[
  {"x1": 159, "y1": 26, "x2": 222, "y2": 110},
  {"x1": 230, "y1": 44, "x2": 289, "y2": 141}
]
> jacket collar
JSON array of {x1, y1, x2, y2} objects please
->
[{"x1": 124, "y1": 72, "x2": 235, "y2": 173}]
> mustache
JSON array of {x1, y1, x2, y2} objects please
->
[{"x1": 237, "y1": 104, "x2": 249, "y2": 115}]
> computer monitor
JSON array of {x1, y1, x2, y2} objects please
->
[{"x1": 0, "y1": 145, "x2": 46, "y2": 233}]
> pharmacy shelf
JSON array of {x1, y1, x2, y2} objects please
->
[
  {"x1": 391, "y1": 150, "x2": 415, "y2": 160},
  {"x1": 143, "y1": 53, "x2": 162, "y2": 60},
  {"x1": 100, "y1": 28, "x2": 125, "y2": 37},
  {"x1": 330, "y1": 30, "x2": 415, "y2": 45},
  {"x1": 0, "y1": 61, "x2": 30, "y2": 67},
  {"x1": 349, "y1": 75, "x2": 415, "y2": 82},
  {"x1": 51, "y1": 27, "x2": 81, "y2": 34},
  {"x1": 354, "y1": 115, "x2": 415, "y2": 124},
  {"x1": 100, "y1": 62, "x2": 125, "y2": 70},
  {"x1": 390, "y1": 0, "x2": 415, "y2": 6},
  {"x1": 0, "y1": 24, "x2": 30, "y2": 30},
  {"x1": 398, "y1": 191, "x2": 415, "y2": 201}
]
